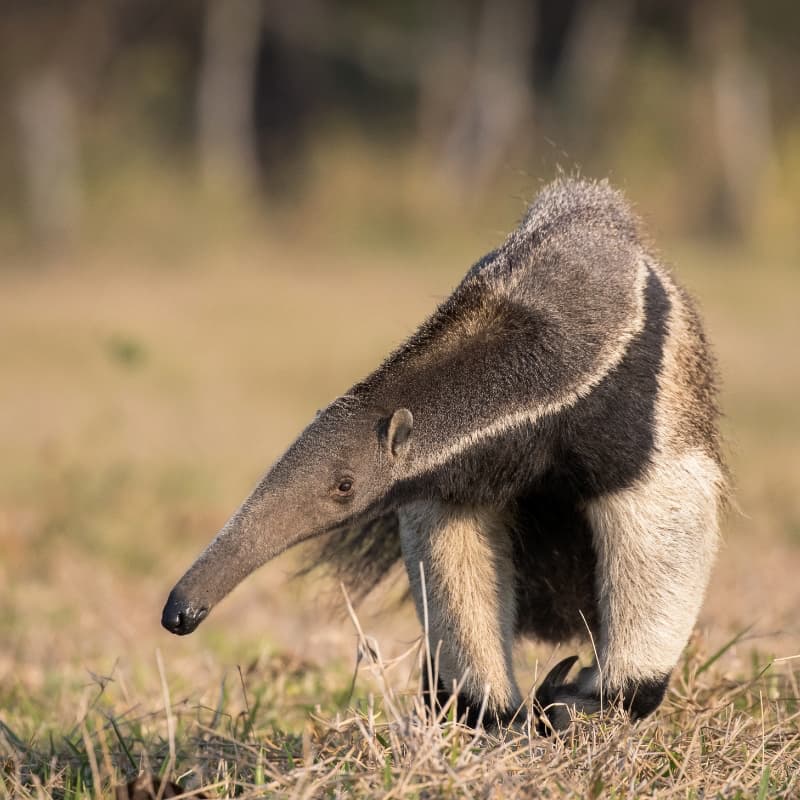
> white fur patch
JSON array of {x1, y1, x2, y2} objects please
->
[{"x1": 586, "y1": 448, "x2": 723, "y2": 688}]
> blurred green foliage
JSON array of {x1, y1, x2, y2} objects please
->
[{"x1": 106, "y1": 335, "x2": 148, "y2": 369}]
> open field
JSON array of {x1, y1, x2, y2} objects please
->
[{"x1": 1, "y1": 192, "x2": 799, "y2": 797}]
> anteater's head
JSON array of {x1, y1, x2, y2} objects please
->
[{"x1": 161, "y1": 401, "x2": 413, "y2": 635}]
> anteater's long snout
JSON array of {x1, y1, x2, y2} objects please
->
[
  {"x1": 161, "y1": 589, "x2": 209, "y2": 635},
  {"x1": 160, "y1": 484, "x2": 306, "y2": 637}
]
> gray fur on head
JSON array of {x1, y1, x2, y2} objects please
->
[{"x1": 163, "y1": 177, "x2": 726, "y2": 732}]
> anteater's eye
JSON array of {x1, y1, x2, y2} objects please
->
[{"x1": 336, "y1": 479, "x2": 353, "y2": 495}]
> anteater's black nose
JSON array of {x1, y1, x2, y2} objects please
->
[{"x1": 161, "y1": 591, "x2": 208, "y2": 635}]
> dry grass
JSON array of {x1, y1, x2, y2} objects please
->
[
  {"x1": 1, "y1": 174, "x2": 799, "y2": 797},
  {"x1": 1, "y1": 603, "x2": 798, "y2": 799}
]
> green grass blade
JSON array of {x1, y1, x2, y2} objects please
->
[
  {"x1": 757, "y1": 766, "x2": 771, "y2": 800},
  {"x1": 697, "y1": 626, "x2": 754, "y2": 676}
]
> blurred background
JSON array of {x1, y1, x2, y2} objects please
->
[{"x1": 1, "y1": 0, "x2": 798, "y2": 726}]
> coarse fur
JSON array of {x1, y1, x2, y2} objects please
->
[
  {"x1": 398, "y1": 501, "x2": 521, "y2": 723},
  {"x1": 164, "y1": 177, "x2": 726, "y2": 732}
]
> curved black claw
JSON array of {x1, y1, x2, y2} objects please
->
[
  {"x1": 533, "y1": 655, "x2": 585, "y2": 735},
  {"x1": 537, "y1": 655, "x2": 579, "y2": 701}
]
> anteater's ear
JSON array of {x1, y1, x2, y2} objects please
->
[{"x1": 386, "y1": 408, "x2": 413, "y2": 458}]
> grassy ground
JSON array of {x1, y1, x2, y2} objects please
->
[{"x1": 1, "y1": 176, "x2": 799, "y2": 797}]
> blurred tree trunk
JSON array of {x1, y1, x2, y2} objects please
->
[
  {"x1": 14, "y1": 69, "x2": 82, "y2": 246},
  {"x1": 6, "y1": 0, "x2": 111, "y2": 246},
  {"x1": 198, "y1": 0, "x2": 264, "y2": 196},
  {"x1": 553, "y1": 0, "x2": 633, "y2": 148},
  {"x1": 692, "y1": 0, "x2": 773, "y2": 238},
  {"x1": 438, "y1": 0, "x2": 536, "y2": 192},
  {"x1": 415, "y1": 1, "x2": 472, "y2": 152}
]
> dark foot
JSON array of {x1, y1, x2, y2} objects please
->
[
  {"x1": 621, "y1": 673, "x2": 670, "y2": 720},
  {"x1": 421, "y1": 671, "x2": 522, "y2": 730},
  {"x1": 534, "y1": 655, "x2": 600, "y2": 733},
  {"x1": 533, "y1": 656, "x2": 671, "y2": 733}
]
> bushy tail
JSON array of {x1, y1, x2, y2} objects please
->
[{"x1": 299, "y1": 512, "x2": 403, "y2": 604}]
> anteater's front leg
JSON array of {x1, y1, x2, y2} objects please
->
[{"x1": 398, "y1": 501, "x2": 522, "y2": 729}]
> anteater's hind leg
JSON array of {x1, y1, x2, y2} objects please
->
[
  {"x1": 398, "y1": 501, "x2": 522, "y2": 729},
  {"x1": 537, "y1": 450, "x2": 723, "y2": 731}
]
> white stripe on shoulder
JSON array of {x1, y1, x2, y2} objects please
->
[{"x1": 408, "y1": 257, "x2": 651, "y2": 477}]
